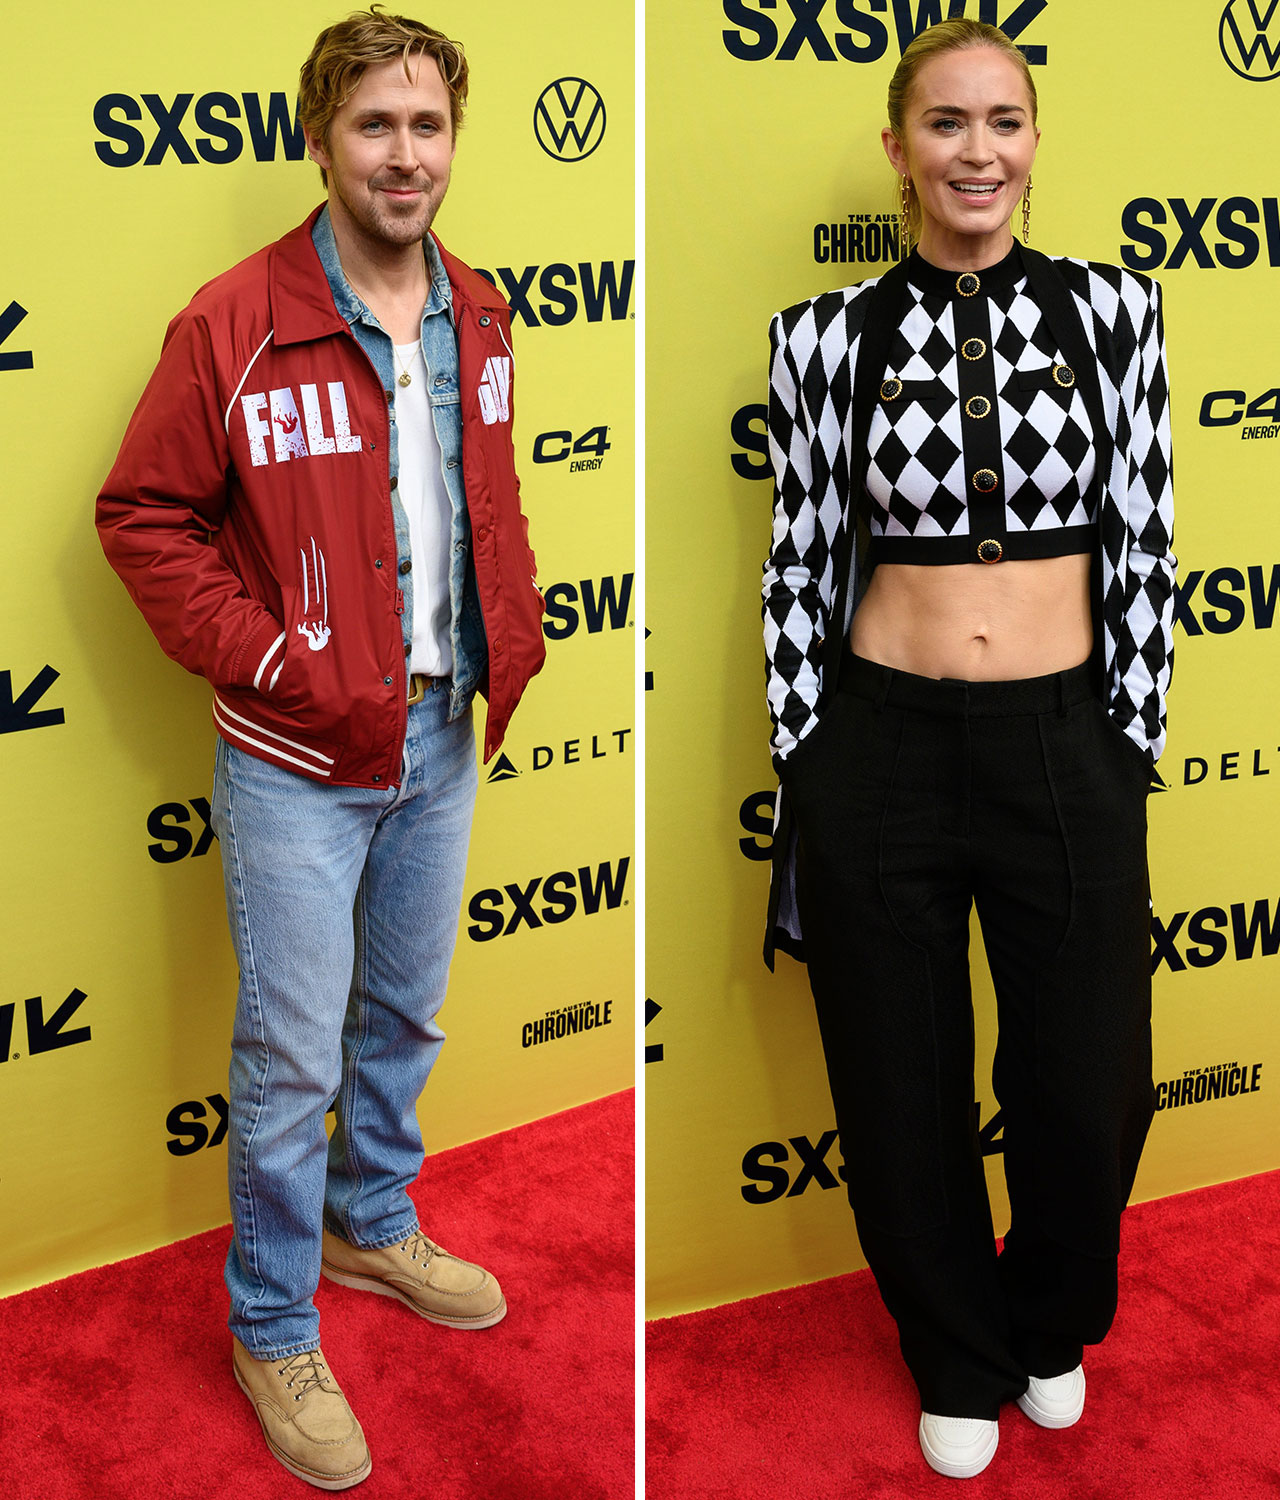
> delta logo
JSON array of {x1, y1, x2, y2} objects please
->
[
  {"x1": 465, "y1": 856, "x2": 630, "y2": 940},
  {"x1": 94, "y1": 91, "x2": 304, "y2": 166},
  {"x1": 484, "y1": 727, "x2": 632, "y2": 783}
]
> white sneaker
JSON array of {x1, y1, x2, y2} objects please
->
[
  {"x1": 918, "y1": 1412, "x2": 999, "y2": 1478},
  {"x1": 1016, "y1": 1364, "x2": 1086, "y2": 1428}
]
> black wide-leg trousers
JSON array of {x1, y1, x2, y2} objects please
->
[{"x1": 782, "y1": 653, "x2": 1156, "y2": 1420}]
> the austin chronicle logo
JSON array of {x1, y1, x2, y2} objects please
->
[{"x1": 534, "y1": 79, "x2": 606, "y2": 162}]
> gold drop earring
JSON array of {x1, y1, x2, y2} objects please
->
[
  {"x1": 1022, "y1": 175, "x2": 1033, "y2": 244},
  {"x1": 899, "y1": 175, "x2": 913, "y2": 260}
]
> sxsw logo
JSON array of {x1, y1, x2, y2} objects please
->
[
  {"x1": 534, "y1": 78, "x2": 606, "y2": 162},
  {"x1": 1219, "y1": 0, "x2": 1280, "y2": 80},
  {"x1": 741, "y1": 1110, "x2": 1005, "y2": 1203},
  {"x1": 739, "y1": 791, "x2": 777, "y2": 860},
  {"x1": 1174, "y1": 564, "x2": 1280, "y2": 635},
  {"x1": 1121, "y1": 197, "x2": 1280, "y2": 269},
  {"x1": 166, "y1": 1094, "x2": 229, "y2": 1156},
  {"x1": 94, "y1": 92, "x2": 304, "y2": 166},
  {"x1": 466, "y1": 857, "x2": 630, "y2": 940},
  {"x1": 721, "y1": 0, "x2": 1048, "y2": 64},
  {"x1": 1152, "y1": 897, "x2": 1280, "y2": 973},
  {"x1": 730, "y1": 404, "x2": 770, "y2": 481},
  {"x1": 542, "y1": 574, "x2": 633, "y2": 639},
  {"x1": 485, "y1": 727, "x2": 632, "y2": 783},
  {"x1": 1, "y1": 989, "x2": 91, "y2": 1063},
  {"x1": 473, "y1": 262, "x2": 634, "y2": 327},
  {"x1": 148, "y1": 798, "x2": 217, "y2": 863}
]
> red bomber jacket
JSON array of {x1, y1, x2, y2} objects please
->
[{"x1": 96, "y1": 208, "x2": 545, "y2": 785}]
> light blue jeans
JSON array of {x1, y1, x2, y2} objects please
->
[{"x1": 210, "y1": 688, "x2": 477, "y2": 1359}]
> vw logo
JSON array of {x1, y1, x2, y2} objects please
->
[
  {"x1": 534, "y1": 78, "x2": 606, "y2": 162},
  {"x1": 1220, "y1": 0, "x2": 1280, "y2": 80}
]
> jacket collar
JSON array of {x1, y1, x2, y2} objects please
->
[{"x1": 268, "y1": 204, "x2": 507, "y2": 346}]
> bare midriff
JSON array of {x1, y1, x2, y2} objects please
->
[{"x1": 848, "y1": 553, "x2": 1093, "y2": 680}]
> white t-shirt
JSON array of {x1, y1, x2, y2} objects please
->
[{"x1": 393, "y1": 340, "x2": 453, "y2": 677}]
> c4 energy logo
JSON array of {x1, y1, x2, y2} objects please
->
[
  {"x1": 1121, "y1": 196, "x2": 1280, "y2": 269},
  {"x1": 466, "y1": 857, "x2": 630, "y2": 940},
  {"x1": 1, "y1": 989, "x2": 91, "y2": 1063},
  {"x1": 1152, "y1": 897, "x2": 1280, "y2": 973},
  {"x1": 1200, "y1": 388, "x2": 1280, "y2": 440},
  {"x1": 94, "y1": 92, "x2": 304, "y2": 165},
  {"x1": 721, "y1": 0, "x2": 1048, "y2": 64},
  {"x1": 534, "y1": 78, "x2": 606, "y2": 161},
  {"x1": 0, "y1": 665, "x2": 65, "y2": 735},
  {"x1": 1174, "y1": 563, "x2": 1280, "y2": 635},
  {"x1": 520, "y1": 999, "x2": 614, "y2": 1048},
  {"x1": 532, "y1": 425, "x2": 612, "y2": 472},
  {"x1": 473, "y1": 262, "x2": 634, "y2": 327},
  {"x1": 1220, "y1": 0, "x2": 1280, "y2": 80},
  {"x1": 814, "y1": 213, "x2": 901, "y2": 265}
]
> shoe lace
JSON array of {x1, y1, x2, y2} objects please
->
[
  {"x1": 399, "y1": 1230, "x2": 439, "y2": 1264},
  {"x1": 276, "y1": 1350, "x2": 329, "y2": 1400}
]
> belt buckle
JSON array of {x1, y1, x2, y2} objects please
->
[{"x1": 407, "y1": 674, "x2": 426, "y2": 706}]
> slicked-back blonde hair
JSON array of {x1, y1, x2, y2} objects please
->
[
  {"x1": 887, "y1": 19, "x2": 1038, "y2": 238},
  {"x1": 299, "y1": 6, "x2": 468, "y2": 185}
]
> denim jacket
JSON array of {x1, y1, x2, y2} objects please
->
[{"x1": 312, "y1": 207, "x2": 486, "y2": 721}]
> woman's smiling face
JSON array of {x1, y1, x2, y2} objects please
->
[{"x1": 883, "y1": 45, "x2": 1039, "y2": 268}]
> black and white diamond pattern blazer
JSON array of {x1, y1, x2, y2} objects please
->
[{"x1": 761, "y1": 245, "x2": 1175, "y2": 966}]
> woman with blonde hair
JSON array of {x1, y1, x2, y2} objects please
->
[{"x1": 763, "y1": 18, "x2": 1174, "y2": 1479}]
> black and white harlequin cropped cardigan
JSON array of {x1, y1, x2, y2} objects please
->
[{"x1": 761, "y1": 244, "x2": 1175, "y2": 967}]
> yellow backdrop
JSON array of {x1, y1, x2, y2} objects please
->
[
  {"x1": 0, "y1": 0, "x2": 633, "y2": 1298},
  {"x1": 647, "y1": 0, "x2": 1280, "y2": 1318}
]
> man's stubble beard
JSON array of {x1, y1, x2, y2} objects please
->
[{"x1": 333, "y1": 173, "x2": 450, "y2": 249}]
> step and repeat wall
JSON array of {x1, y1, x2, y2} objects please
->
[
  {"x1": 0, "y1": 1, "x2": 633, "y2": 1298},
  {"x1": 647, "y1": 1, "x2": 1280, "y2": 1317}
]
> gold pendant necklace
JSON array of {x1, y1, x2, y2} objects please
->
[{"x1": 393, "y1": 341, "x2": 421, "y2": 388}]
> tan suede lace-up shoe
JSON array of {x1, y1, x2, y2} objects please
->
[
  {"x1": 232, "y1": 1339, "x2": 371, "y2": 1491},
  {"x1": 320, "y1": 1227, "x2": 507, "y2": 1329}
]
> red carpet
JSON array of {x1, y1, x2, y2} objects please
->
[
  {"x1": 1, "y1": 1091, "x2": 633, "y2": 1500},
  {"x1": 647, "y1": 1170, "x2": 1280, "y2": 1498}
]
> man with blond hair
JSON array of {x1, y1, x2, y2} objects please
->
[{"x1": 97, "y1": 10, "x2": 544, "y2": 1487}]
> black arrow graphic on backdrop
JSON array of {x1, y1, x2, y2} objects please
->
[
  {"x1": 0, "y1": 666, "x2": 65, "y2": 733},
  {"x1": 645, "y1": 997, "x2": 664, "y2": 1063},
  {"x1": 0, "y1": 301, "x2": 34, "y2": 371}
]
